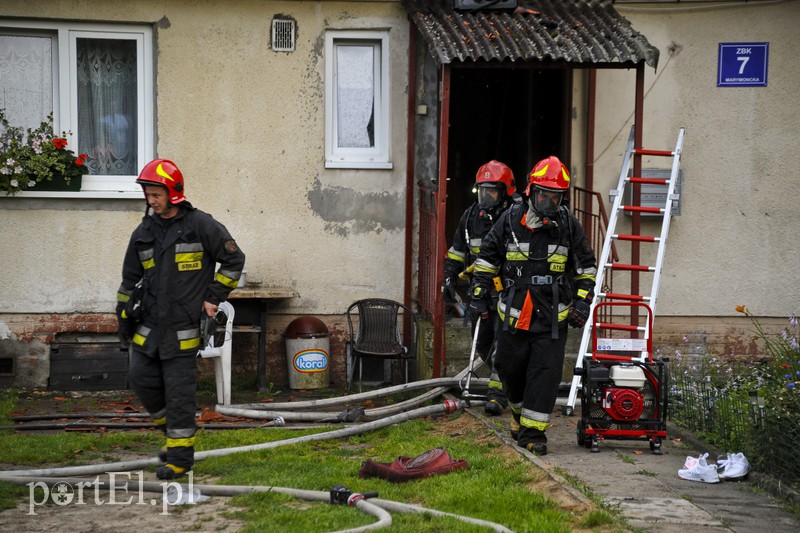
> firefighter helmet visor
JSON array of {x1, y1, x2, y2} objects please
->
[
  {"x1": 530, "y1": 186, "x2": 564, "y2": 217},
  {"x1": 477, "y1": 183, "x2": 503, "y2": 209}
]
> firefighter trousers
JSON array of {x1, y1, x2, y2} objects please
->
[
  {"x1": 129, "y1": 349, "x2": 198, "y2": 468},
  {"x1": 494, "y1": 327, "x2": 568, "y2": 447}
]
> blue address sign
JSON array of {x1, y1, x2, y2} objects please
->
[{"x1": 718, "y1": 42, "x2": 769, "y2": 87}]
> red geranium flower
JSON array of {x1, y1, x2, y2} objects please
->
[
  {"x1": 75, "y1": 154, "x2": 87, "y2": 166},
  {"x1": 52, "y1": 137, "x2": 68, "y2": 150}
]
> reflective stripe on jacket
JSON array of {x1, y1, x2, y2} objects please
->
[
  {"x1": 473, "y1": 204, "x2": 596, "y2": 335},
  {"x1": 443, "y1": 203, "x2": 500, "y2": 281},
  {"x1": 119, "y1": 202, "x2": 245, "y2": 359},
  {"x1": 444, "y1": 202, "x2": 512, "y2": 306}
]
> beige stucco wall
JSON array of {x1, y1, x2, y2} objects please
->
[
  {"x1": 0, "y1": 0, "x2": 410, "y2": 318},
  {"x1": 2, "y1": 1, "x2": 798, "y2": 389},
  {"x1": 589, "y1": 0, "x2": 800, "y2": 319}
]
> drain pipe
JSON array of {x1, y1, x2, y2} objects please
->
[{"x1": 0, "y1": 400, "x2": 470, "y2": 479}]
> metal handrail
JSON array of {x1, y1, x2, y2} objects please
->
[
  {"x1": 571, "y1": 185, "x2": 618, "y2": 323},
  {"x1": 571, "y1": 185, "x2": 619, "y2": 264}
]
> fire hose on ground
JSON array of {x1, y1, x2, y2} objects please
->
[
  {"x1": 5, "y1": 365, "x2": 488, "y2": 429},
  {"x1": 215, "y1": 376, "x2": 489, "y2": 422},
  {"x1": 0, "y1": 398, "x2": 513, "y2": 532},
  {"x1": 0, "y1": 361, "x2": 508, "y2": 531},
  {"x1": 228, "y1": 361, "x2": 485, "y2": 412},
  {"x1": 1, "y1": 474, "x2": 512, "y2": 532}
]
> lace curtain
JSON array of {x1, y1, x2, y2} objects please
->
[
  {"x1": 336, "y1": 44, "x2": 375, "y2": 148},
  {"x1": 77, "y1": 38, "x2": 138, "y2": 175},
  {"x1": 0, "y1": 34, "x2": 53, "y2": 133}
]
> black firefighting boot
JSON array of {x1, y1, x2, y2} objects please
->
[
  {"x1": 483, "y1": 384, "x2": 508, "y2": 416},
  {"x1": 483, "y1": 362, "x2": 507, "y2": 416},
  {"x1": 156, "y1": 446, "x2": 193, "y2": 480},
  {"x1": 156, "y1": 463, "x2": 191, "y2": 480},
  {"x1": 518, "y1": 426, "x2": 548, "y2": 456},
  {"x1": 484, "y1": 400, "x2": 504, "y2": 416},
  {"x1": 156, "y1": 435, "x2": 195, "y2": 480},
  {"x1": 525, "y1": 442, "x2": 548, "y2": 456}
]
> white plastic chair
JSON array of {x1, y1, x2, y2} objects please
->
[{"x1": 198, "y1": 300, "x2": 235, "y2": 405}]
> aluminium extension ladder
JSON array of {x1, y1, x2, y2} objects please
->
[{"x1": 563, "y1": 126, "x2": 685, "y2": 416}]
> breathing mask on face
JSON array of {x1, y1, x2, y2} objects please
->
[
  {"x1": 477, "y1": 183, "x2": 504, "y2": 210},
  {"x1": 529, "y1": 186, "x2": 564, "y2": 218}
]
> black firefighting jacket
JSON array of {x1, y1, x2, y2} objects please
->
[
  {"x1": 472, "y1": 203, "x2": 597, "y2": 336},
  {"x1": 116, "y1": 202, "x2": 245, "y2": 359},
  {"x1": 444, "y1": 202, "x2": 503, "y2": 282}
]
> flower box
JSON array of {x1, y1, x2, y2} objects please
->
[
  {"x1": 1, "y1": 109, "x2": 88, "y2": 196},
  {"x1": 29, "y1": 173, "x2": 82, "y2": 192}
]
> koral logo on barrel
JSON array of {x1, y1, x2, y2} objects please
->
[{"x1": 293, "y1": 349, "x2": 329, "y2": 373}]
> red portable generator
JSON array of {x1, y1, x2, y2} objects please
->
[{"x1": 575, "y1": 302, "x2": 669, "y2": 453}]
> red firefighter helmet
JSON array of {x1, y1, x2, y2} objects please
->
[
  {"x1": 136, "y1": 159, "x2": 186, "y2": 204},
  {"x1": 525, "y1": 155, "x2": 570, "y2": 195},
  {"x1": 475, "y1": 160, "x2": 516, "y2": 196}
]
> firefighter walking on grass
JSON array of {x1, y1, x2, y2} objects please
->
[
  {"x1": 116, "y1": 159, "x2": 245, "y2": 479},
  {"x1": 443, "y1": 160, "x2": 518, "y2": 415},
  {"x1": 469, "y1": 156, "x2": 596, "y2": 455}
]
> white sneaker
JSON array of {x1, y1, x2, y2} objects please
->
[
  {"x1": 717, "y1": 452, "x2": 751, "y2": 480},
  {"x1": 683, "y1": 452, "x2": 708, "y2": 470},
  {"x1": 679, "y1": 454, "x2": 721, "y2": 483}
]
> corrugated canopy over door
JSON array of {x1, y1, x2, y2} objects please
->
[{"x1": 402, "y1": 0, "x2": 659, "y2": 69}]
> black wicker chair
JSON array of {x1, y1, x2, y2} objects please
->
[{"x1": 345, "y1": 298, "x2": 419, "y2": 392}]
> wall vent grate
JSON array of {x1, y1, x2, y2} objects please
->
[{"x1": 272, "y1": 19, "x2": 296, "y2": 52}]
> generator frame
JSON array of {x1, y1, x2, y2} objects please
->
[{"x1": 576, "y1": 302, "x2": 669, "y2": 454}]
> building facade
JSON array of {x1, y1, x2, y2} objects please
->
[{"x1": 0, "y1": 0, "x2": 797, "y2": 390}]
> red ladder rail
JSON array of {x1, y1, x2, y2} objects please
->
[
  {"x1": 629, "y1": 176, "x2": 668, "y2": 185},
  {"x1": 622, "y1": 205, "x2": 663, "y2": 214},
  {"x1": 600, "y1": 292, "x2": 650, "y2": 302},
  {"x1": 608, "y1": 263, "x2": 654, "y2": 272},
  {"x1": 615, "y1": 233, "x2": 658, "y2": 242},
  {"x1": 634, "y1": 148, "x2": 673, "y2": 157}
]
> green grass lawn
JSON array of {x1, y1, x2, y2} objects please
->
[{"x1": 0, "y1": 389, "x2": 626, "y2": 532}]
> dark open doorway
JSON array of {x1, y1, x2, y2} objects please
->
[{"x1": 445, "y1": 67, "x2": 571, "y2": 242}]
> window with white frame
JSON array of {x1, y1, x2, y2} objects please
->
[
  {"x1": 325, "y1": 30, "x2": 391, "y2": 169},
  {"x1": 0, "y1": 20, "x2": 153, "y2": 197}
]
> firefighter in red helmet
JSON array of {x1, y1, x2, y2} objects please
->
[
  {"x1": 443, "y1": 160, "x2": 520, "y2": 415},
  {"x1": 469, "y1": 156, "x2": 596, "y2": 455},
  {"x1": 116, "y1": 158, "x2": 245, "y2": 479},
  {"x1": 137, "y1": 158, "x2": 187, "y2": 204}
]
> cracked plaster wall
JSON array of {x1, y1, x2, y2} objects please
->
[{"x1": 0, "y1": 1, "x2": 410, "y2": 323}]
